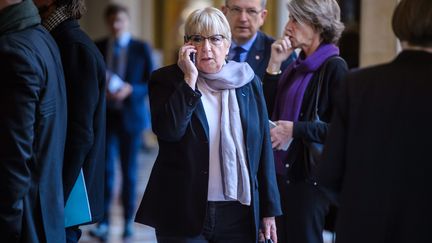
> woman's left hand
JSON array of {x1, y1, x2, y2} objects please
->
[
  {"x1": 259, "y1": 217, "x2": 277, "y2": 243},
  {"x1": 270, "y1": 120, "x2": 294, "y2": 150}
]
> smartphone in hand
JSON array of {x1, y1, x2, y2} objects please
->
[
  {"x1": 259, "y1": 239, "x2": 273, "y2": 243},
  {"x1": 269, "y1": 120, "x2": 277, "y2": 129},
  {"x1": 184, "y1": 35, "x2": 196, "y2": 65},
  {"x1": 189, "y1": 52, "x2": 196, "y2": 64}
]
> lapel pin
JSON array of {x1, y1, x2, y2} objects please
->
[{"x1": 255, "y1": 55, "x2": 260, "y2": 60}]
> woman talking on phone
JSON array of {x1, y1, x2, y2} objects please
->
[{"x1": 135, "y1": 7, "x2": 281, "y2": 243}]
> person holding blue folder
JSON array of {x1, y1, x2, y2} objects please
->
[{"x1": 32, "y1": 0, "x2": 106, "y2": 242}]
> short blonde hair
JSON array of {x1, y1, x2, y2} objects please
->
[
  {"x1": 287, "y1": 0, "x2": 344, "y2": 44},
  {"x1": 184, "y1": 7, "x2": 232, "y2": 43}
]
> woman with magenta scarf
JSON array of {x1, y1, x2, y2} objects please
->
[{"x1": 262, "y1": 0, "x2": 348, "y2": 243}]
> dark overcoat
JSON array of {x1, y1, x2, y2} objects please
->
[
  {"x1": 0, "y1": 23, "x2": 67, "y2": 243},
  {"x1": 135, "y1": 64, "x2": 282, "y2": 241},
  {"x1": 51, "y1": 18, "x2": 106, "y2": 224},
  {"x1": 318, "y1": 51, "x2": 432, "y2": 243}
]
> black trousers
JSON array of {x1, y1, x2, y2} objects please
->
[
  {"x1": 276, "y1": 177, "x2": 330, "y2": 243},
  {"x1": 156, "y1": 201, "x2": 254, "y2": 243}
]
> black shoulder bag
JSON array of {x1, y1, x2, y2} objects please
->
[{"x1": 303, "y1": 56, "x2": 341, "y2": 180}]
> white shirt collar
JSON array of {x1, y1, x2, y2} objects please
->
[{"x1": 110, "y1": 32, "x2": 131, "y2": 47}]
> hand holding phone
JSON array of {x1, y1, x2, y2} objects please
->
[
  {"x1": 189, "y1": 52, "x2": 196, "y2": 64},
  {"x1": 184, "y1": 35, "x2": 196, "y2": 65},
  {"x1": 269, "y1": 120, "x2": 292, "y2": 151}
]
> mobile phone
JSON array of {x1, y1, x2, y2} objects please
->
[
  {"x1": 259, "y1": 239, "x2": 273, "y2": 243},
  {"x1": 189, "y1": 52, "x2": 196, "y2": 64},
  {"x1": 269, "y1": 120, "x2": 277, "y2": 129}
]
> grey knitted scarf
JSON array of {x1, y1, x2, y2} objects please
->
[{"x1": 198, "y1": 61, "x2": 254, "y2": 205}]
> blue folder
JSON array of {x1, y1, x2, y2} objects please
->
[{"x1": 64, "y1": 169, "x2": 92, "y2": 227}]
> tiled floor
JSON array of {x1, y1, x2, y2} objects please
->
[{"x1": 78, "y1": 146, "x2": 337, "y2": 243}]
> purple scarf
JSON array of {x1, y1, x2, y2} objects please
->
[{"x1": 272, "y1": 44, "x2": 339, "y2": 175}]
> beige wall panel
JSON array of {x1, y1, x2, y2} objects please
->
[
  {"x1": 360, "y1": 0, "x2": 398, "y2": 67},
  {"x1": 275, "y1": 0, "x2": 288, "y2": 38},
  {"x1": 141, "y1": 0, "x2": 155, "y2": 45},
  {"x1": 80, "y1": 0, "x2": 108, "y2": 40}
]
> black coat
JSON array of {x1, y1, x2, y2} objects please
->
[
  {"x1": 135, "y1": 64, "x2": 281, "y2": 240},
  {"x1": 50, "y1": 18, "x2": 106, "y2": 224},
  {"x1": 0, "y1": 24, "x2": 67, "y2": 243},
  {"x1": 263, "y1": 56, "x2": 348, "y2": 181},
  {"x1": 318, "y1": 50, "x2": 432, "y2": 243}
]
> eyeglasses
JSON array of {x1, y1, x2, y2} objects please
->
[
  {"x1": 185, "y1": 34, "x2": 226, "y2": 47},
  {"x1": 226, "y1": 5, "x2": 263, "y2": 18}
]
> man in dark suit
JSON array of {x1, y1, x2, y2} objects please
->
[
  {"x1": 222, "y1": 0, "x2": 296, "y2": 80},
  {"x1": 0, "y1": 0, "x2": 67, "y2": 242},
  {"x1": 318, "y1": 0, "x2": 432, "y2": 242},
  {"x1": 91, "y1": 3, "x2": 154, "y2": 240},
  {"x1": 32, "y1": 0, "x2": 106, "y2": 242}
]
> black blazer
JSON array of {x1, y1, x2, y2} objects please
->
[
  {"x1": 50, "y1": 19, "x2": 106, "y2": 224},
  {"x1": 135, "y1": 64, "x2": 282, "y2": 240},
  {"x1": 318, "y1": 51, "x2": 432, "y2": 243},
  {"x1": 0, "y1": 26, "x2": 67, "y2": 242},
  {"x1": 263, "y1": 56, "x2": 348, "y2": 181},
  {"x1": 96, "y1": 37, "x2": 153, "y2": 133},
  {"x1": 244, "y1": 31, "x2": 296, "y2": 81}
]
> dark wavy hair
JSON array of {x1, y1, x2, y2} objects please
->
[
  {"x1": 392, "y1": 0, "x2": 432, "y2": 47},
  {"x1": 56, "y1": 0, "x2": 86, "y2": 19}
]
